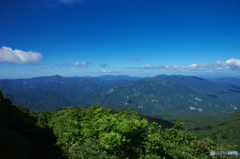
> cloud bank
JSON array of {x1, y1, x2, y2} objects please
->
[
  {"x1": 126, "y1": 58, "x2": 240, "y2": 71},
  {"x1": 0, "y1": 46, "x2": 44, "y2": 65}
]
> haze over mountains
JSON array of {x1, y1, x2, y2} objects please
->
[{"x1": 0, "y1": 74, "x2": 239, "y2": 115}]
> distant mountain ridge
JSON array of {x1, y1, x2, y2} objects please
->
[
  {"x1": 154, "y1": 75, "x2": 240, "y2": 104},
  {"x1": 79, "y1": 75, "x2": 237, "y2": 114},
  {"x1": 70, "y1": 75, "x2": 149, "y2": 81},
  {"x1": 0, "y1": 74, "x2": 239, "y2": 114},
  {"x1": 0, "y1": 75, "x2": 147, "y2": 112},
  {"x1": 207, "y1": 77, "x2": 240, "y2": 86}
]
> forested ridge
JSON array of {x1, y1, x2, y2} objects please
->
[
  {"x1": 1, "y1": 75, "x2": 240, "y2": 114},
  {"x1": 0, "y1": 89, "x2": 239, "y2": 159}
]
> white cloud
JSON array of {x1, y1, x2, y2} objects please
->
[
  {"x1": 188, "y1": 64, "x2": 197, "y2": 68},
  {"x1": 225, "y1": 58, "x2": 240, "y2": 70},
  {"x1": 209, "y1": 58, "x2": 240, "y2": 71},
  {"x1": 141, "y1": 65, "x2": 154, "y2": 69},
  {"x1": 165, "y1": 65, "x2": 182, "y2": 70},
  {"x1": 73, "y1": 61, "x2": 91, "y2": 68},
  {"x1": 0, "y1": 46, "x2": 44, "y2": 65},
  {"x1": 102, "y1": 70, "x2": 111, "y2": 73},
  {"x1": 125, "y1": 58, "x2": 240, "y2": 72},
  {"x1": 186, "y1": 63, "x2": 209, "y2": 71}
]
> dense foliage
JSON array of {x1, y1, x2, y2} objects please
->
[
  {"x1": 45, "y1": 103, "x2": 239, "y2": 159},
  {"x1": 164, "y1": 113, "x2": 240, "y2": 152},
  {"x1": 0, "y1": 88, "x2": 239, "y2": 158}
]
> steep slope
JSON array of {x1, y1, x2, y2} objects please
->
[{"x1": 163, "y1": 110, "x2": 240, "y2": 152}]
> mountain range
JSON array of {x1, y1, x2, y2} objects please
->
[{"x1": 0, "y1": 74, "x2": 239, "y2": 115}]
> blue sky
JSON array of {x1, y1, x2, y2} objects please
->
[{"x1": 0, "y1": 0, "x2": 240, "y2": 79}]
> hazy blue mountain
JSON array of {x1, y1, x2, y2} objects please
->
[
  {"x1": 2, "y1": 87, "x2": 79, "y2": 113},
  {"x1": 70, "y1": 75, "x2": 148, "y2": 81},
  {"x1": 0, "y1": 75, "x2": 66, "y2": 90},
  {"x1": 0, "y1": 75, "x2": 136, "y2": 94},
  {"x1": 0, "y1": 75, "x2": 143, "y2": 112},
  {"x1": 207, "y1": 77, "x2": 240, "y2": 86},
  {"x1": 1, "y1": 74, "x2": 239, "y2": 114}
]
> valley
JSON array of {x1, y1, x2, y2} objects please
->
[{"x1": 0, "y1": 74, "x2": 239, "y2": 158}]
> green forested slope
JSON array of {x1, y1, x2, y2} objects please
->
[
  {"x1": 163, "y1": 111, "x2": 240, "y2": 152},
  {"x1": 0, "y1": 88, "x2": 239, "y2": 159},
  {"x1": 155, "y1": 75, "x2": 240, "y2": 104},
  {"x1": 3, "y1": 89, "x2": 80, "y2": 113},
  {"x1": 79, "y1": 76, "x2": 231, "y2": 114}
]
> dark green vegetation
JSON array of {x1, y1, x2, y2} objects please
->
[
  {"x1": 0, "y1": 89, "x2": 63, "y2": 159},
  {"x1": 155, "y1": 107, "x2": 234, "y2": 118},
  {"x1": 1, "y1": 89, "x2": 239, "y2": 159},
  {"x1": 162, "y1": 111, "x2": 240, "y2": 152}
]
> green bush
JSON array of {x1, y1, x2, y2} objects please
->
[{"x1": 47, "y1": 103, "x2": 239, "y2": 159}]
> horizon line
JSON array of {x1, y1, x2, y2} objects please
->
[{"x1": 1, "y1": 73, "x2": 240, "y2": 80}]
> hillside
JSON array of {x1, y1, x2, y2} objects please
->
[
  {"x1": 0, "y1": 74, "x2": 239, "y2": 115},
  {"x1": 1, "y1": 89, "x2": 239, "y2": 158},
  {"x1": 0, "y1": 75, "x2": 143, "y2": 112},
  {"x1": 79, "y1": 76, "x2": 236, "y2": 114},
  {"x1": 155, "y1": 75, "x2": 240, "y2": 104},
  {"x1": 162, "y1": 111, "x2": 240, "y2": 152}
]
